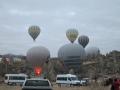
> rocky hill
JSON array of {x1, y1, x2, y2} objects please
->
[{"x1": 0, "y1": 50, "x2": 120, "y2": 80}]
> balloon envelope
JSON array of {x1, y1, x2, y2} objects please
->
[
  {"x1": 78, "y1": 35, "x2": 89, "y2": 48},
  {"x1": 28, "y1": 25, "x2": 40, "y2": 41},
  {"x1": 66, "y1": 29, "x2": 79, "y2": 43},
  {"x1": 58, "y1": 43, "x2": 86, "y2": 69},
  {"x1": 27, "y1": 46, "x2": 50, "y2": 67},
  {"x1": 85, "y1": 47, "x2": 100, "y2": 58}
]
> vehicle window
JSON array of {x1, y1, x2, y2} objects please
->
[
  {"x1": 5, "y1": 76, "x2": 8, "y2": 80},
  {"x1": 19, "y1": 77, "x2": 25, "y2": 80},
  {"x1": 9, "y1": 76, "x2": 25, "y2": 80},
  {"x1": 71, "y1": 77, "x2": 77, "y2": 80},
  {"x1": 25, "y1": 80, "x2": 50, "y2": 86},
  {"x1": 57, "y1": 77, "x2": 67, "y2": 81},
  {"x1": 68, "y1": 78, "x2": 71, "y2": 81}
]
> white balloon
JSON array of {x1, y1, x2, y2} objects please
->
[
  {"x1": 58, "y1": 43, "x2": 86, "y2": 69},
  {"x1": 85, "y1": 47, "x2": 100, "y2": 57},
  {"x1": 27, "y1": 46, "x2": 50, "y2": 67}
]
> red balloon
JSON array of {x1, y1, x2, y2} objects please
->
[{"x1": 34, "y1": 67, "x2": 42, "y2": 76}]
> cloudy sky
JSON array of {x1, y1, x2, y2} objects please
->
[{"x1": 0, "y1": 0, "x2": 120, "y2": 57}]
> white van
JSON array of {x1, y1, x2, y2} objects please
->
[
  {"x1": 4, "y1": 74, "x2": 28, "y2": 85},
  {"x1": 56, "y1": 74, "x2": 81, "y2": 86}
]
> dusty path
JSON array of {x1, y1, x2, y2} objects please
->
[{"x1": 0, "y1": 84, "x2": 110, "y2": 90}]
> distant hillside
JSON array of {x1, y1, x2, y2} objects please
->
[{"x1": 0, "y1": 50, "x2": 120, "y2": 80}]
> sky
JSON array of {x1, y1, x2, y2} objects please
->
[{"x1": 0, "y1": 0, "x2": 120, "y2": 57}]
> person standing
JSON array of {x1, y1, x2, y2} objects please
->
[{"x1": 113, "y1": 78, "x2": 120, "y2": 90}]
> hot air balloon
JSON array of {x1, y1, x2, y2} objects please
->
[
  {"x1": 78, "y1": 35, "x2": 89, "y2": 48},
  {"x1": 28, "y1": 25, "x2": 40, "y2": 41},
  {"x1": 85, "y1": 47, "x2": 100, "y2": 58},
  {"x1": 58, "y1": 43, "x2": 86, "y2": 71},
  {"x1": 27, "y1": 46, "x2": 50, "y2": 76},
  {"x1": 66, "y1": 29, "x2": 79, "y2": 43},
  {"x1": 27, "y1": 46, "x2": 50, "y2": 66}
]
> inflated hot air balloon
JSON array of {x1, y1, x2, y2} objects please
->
[
  {"x1": 27, "y1": 46, "x2": 50, "y2": 76},
  {"x1": 66, "y1": 29, "x2": 79, "y2": 43},
  {"x1": 28, "y1": 25, "x2": 40, "y2": 41},
  {"x1": 27, "y1": 46, "x2": 50, "y2": 66},
  {"x1": 78, "y1": 35, "x2": 89, "y2": 48},
  {"x1": 85, "y1": 47, "x2": 100, "y2": 58},
  {"x1": 58, "y1": 43, "x2": 86, "y2": 70}
]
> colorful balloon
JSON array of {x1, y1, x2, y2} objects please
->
[
  {"x1": 28, "y1": 25, "x2": 40, "y2": 41},
  {"x1": 78, "y1": 35, "x2": 89, "y2": 48},
  {"x1": 66, "y1": 29, "x2": 79, "y2": 43}
]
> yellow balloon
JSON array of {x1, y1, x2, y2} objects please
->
[
  {"x1": 66, "y1": 29, "x2": 79, "y2": 43},
  {"x1": 28, "y1": 26, "x2": 40, "y2": 41}
]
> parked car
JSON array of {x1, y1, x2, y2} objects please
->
[{"x1": 22, "y1": 78, "x2": 53, "y2": 90}]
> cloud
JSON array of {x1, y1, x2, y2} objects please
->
[
  {"x1": 0, "y1": 0, "x2": 120, "y2": 57},
  {"x1": 67, "y1": 11, "x2": 76, "y2": 16},
  {"x1": 8, "y1": 9, "x2": 43, "y2": 16}
]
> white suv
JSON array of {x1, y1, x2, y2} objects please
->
[
  {"x1": 22, "y1": 78, "x2": 53, "y2": 90},
  {"x1": 56, "y1": 74, "x2": 81, "y2": 86}
]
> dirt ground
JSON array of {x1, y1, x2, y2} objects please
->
[{"x1": 0, "y1": 84, "x2": 110, "y2": 90}]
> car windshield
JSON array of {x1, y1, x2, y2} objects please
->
[
  {"x1": 71, "y1": 77, "x2": 77, "y2": 81},
  {"x1": 25, "y1": 80, "x2": 50, "y2": 86}
]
